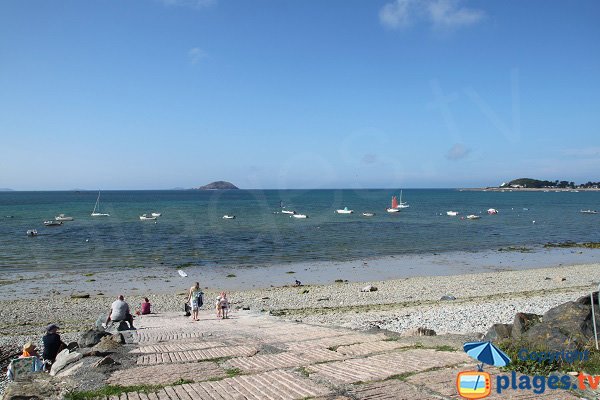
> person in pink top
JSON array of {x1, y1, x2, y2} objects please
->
[{"x1": 141, "y1": 298, "x2": 151, "y2": 315}]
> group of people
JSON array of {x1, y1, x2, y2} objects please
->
[
  {"x1": 6, "y1": 324, "x2": 66, "y2": 380},
  {"x1": 187, "y1": 282, "x2": 230, "y2": 321},
  {"x1": 104, "y1": 295, "x2": 152, "y2": 330}
]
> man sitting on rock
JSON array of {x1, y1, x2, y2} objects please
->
[{"x1": 105, "y1": 295, "x2": 135, "y2": 330}]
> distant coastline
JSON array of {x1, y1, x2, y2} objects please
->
[{"x1": 460, "y1": 187, "x2": 600, "y2": 192}]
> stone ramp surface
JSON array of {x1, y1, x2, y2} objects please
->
[
  {"x1": 347, "y1": 379, "x2": 444, "y2": 399},
  {"x1": 113, "y1": 370, "x2": 332, "y2": 400},
  {"x1": 307, "y1": 348, "x2": 469, "y2": 384},
  {"x1": 130, "y1": 342, "x2": 227, "y2": 354},
  {"x1": 108, "y1": 362, "x2": 226, "y2": 386},
  {"x1": 136, "y1": 346, "x2": 258, "y2": 365},
  {"x1": 335, "y1": 340, "x2": 412, "y2": 356}
]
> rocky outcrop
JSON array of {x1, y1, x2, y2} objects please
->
[
  {"x1": 484, "y1": 293, "x2": 600, "y2": 351},
  {"x1": 195, "y1": 181, "x2": 239, "y2": 190},
  {"x1": 78, "y1": 329, "x2": 112, "y2": 348},
  {"x1": 2, "y1": 376, "x2": 62, "y2": 400}
]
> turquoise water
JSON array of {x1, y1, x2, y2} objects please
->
[{"x1": 0, "y1": 189, "x2": 598, "y2": 272}]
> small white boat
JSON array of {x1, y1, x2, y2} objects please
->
[
  {"x1": 466, "y1": 215, "x2": 481, "y2": 220},
  {"x1": 580, "y1": 210, "x2": 598, "y2": 214},
  {"x1": 336, "y1": 207, "x2": 353, "y2": 214},
  {"x1": 151, "y1": 212, "x2": 161, "y2": 217},
  {"x1": 44, "y1": 220, "x2": 63, "y2": 226},
  {"x1": 139, "y1": 214, "x2": 157, "y2": 221},
  {"x1": 91, "y1": 191, "x2": 110, "y2": 217},
  {"x1": 487, "y1": 208, "x2": 498, "y2": 215},
  {"x1": 26, "y1": 229, "x2": 38, "y2": 236},
  {"x1": 281, "y1": 210, "x2": 296, "y2": 215},
  {"x1": 362, "y1": 212, "x2": 375, "y2": 217},
  {"x1": 292, "y1": 214, "x2": 308, "y2": 219},
  {"x1": 446, "y1": 211, "x2": 459, "y2": 216},
  {"x1": 396, "y1": 190, "x2": 409, "y2": 208},
  {"x1": 222, "y1": 215, "x2": 236, "y2": 219},
  {"x1": 386, "y1": 208, "x2": 400, "y2": 213},
  {"x1": 55, "y1": 214, "x2": 74, "y2": 221}
]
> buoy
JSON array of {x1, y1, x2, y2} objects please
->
[{"x1": 532, "y1": 221, "x2": 536, "y2": 224}]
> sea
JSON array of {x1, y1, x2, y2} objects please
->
[{"x1": 0, "y1": 189, "x2": 598, "y2": 273}]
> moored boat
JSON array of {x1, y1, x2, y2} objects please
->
[
  {"x1": 487, "y1": 208, "x2": 498, "y2": 215},
  {"x1": 55, "y1": 214, "x2": 74, "y2": 221},
  {"x1": 26, "y1": 229, "x2": 38, "y2": 236},
  {"x1": 91, "y1": 191, "x2": 110, "y2": 217},
  {"x1": 386, "y1": 196, "x2": 401, "y2": 213},
  {"x1": 362, "y1": 212, "x2": 375, "y2": 217},
  {"x1": 44, "y1": 220, "x2": 63, "y2": 226},
  {"x1": 336, "y1": 207, "x2": 353, "y2": 214},
  {"x1": 292, "y1": 214, "x2": 308, "y2": 219},
  {"x1": 446, "y1": 211, "x2": 459, "y2": 216},
  {"x1": 466, "y1": 214, "x2": 481, "y2": 220},
  {"x1": 580, "y1": 210, "x2": 598, "y2": 214},
  {"x1": 151, "y1": 212, "x2": 161, "y2": 217},
  {"x1": 281, "y1": 210, "x2": 296, "y2": 215},
  {"x1": 222, "y1": 215, "x2": 236, "y2": 219},
  {"x1": 139, "y1": 214, "x2": 157, "y2": 221}
]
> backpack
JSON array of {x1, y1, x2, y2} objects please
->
[{"x1": 196, "y1": 292, "x2": 204, "y2": 307}]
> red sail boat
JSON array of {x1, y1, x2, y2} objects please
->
[{"x1": 387, "y1": 196, "x2": 400, "y2": 213}]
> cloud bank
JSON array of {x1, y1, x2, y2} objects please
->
[{"x1": 379, "y1": 0, "x2": 485, "y2": 31}]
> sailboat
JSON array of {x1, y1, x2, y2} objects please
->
[
  {"x1": 386, "y1": 196, "x2": 400, "y2": 213},
  {"x1": 91, "y1": 191, "x2": 110, "y2": 217},
  {"x1": 396, "y1": 190, "x2": 409, "y2": 209}
]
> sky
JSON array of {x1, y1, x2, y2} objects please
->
[{"x1": 1, "y1": 0, "x2": 599, "y2": 190}]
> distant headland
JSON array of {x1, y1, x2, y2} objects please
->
[
  {"x1": 194, "y1": 181, "x2": 239, "y2": 190},
  {"x1": 463, "y1": 178, "x2": 600, "y2": 192}
]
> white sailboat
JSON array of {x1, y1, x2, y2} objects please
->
[
  {"x1": 91, "y1": 191, "x2": 110, "y2": 217},
  {"x1": 396, "y1": 190, "x2": 409, "y2": 209}
]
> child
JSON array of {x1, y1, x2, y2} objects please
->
[
  {"x1": 219, "y1": 292, "x2": 230, "y2": 319},
  {"x1": 215, "y1": 292, "x2": 224, "y2": 318}
]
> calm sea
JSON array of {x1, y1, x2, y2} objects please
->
[{"x1": 0, "y1": 189, "x2": 598, "y2": 272}]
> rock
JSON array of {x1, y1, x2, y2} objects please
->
[
  {"x1": 91, "y1": 335, "x2": 123, "y2": 352},
  {"x1": 577, "y1": 291, "x2": 599, "y2": 305},
  {"x1": 301, "y1": 289, "x2": 309, "y2": 294},
  {"x1": 50, "y1": 349, "x2": 83, "y2": 376},
  {"x1": 523, "y1": 301, "x2": 596, "y2": 350},
  {"x1": 553, "y1": 276, "x2": 567, "y2": 283},
  {"x1": 361, "y1": 285, "x2": 378, "y2": 292},
  {"x1": 512, "y1": 313, "x2": 541, "y2": 339},
  {"x1": 242, "y1": 306, "x2": 250, "y2": 310},
  {"x1": 195, "y1": 181, "x2": 239, "y2": 190},
  {"x1": 261, "y1": 297, "x2": 270, "y2": 300},
  {"x1": 70, "y1": 293, "x2": 90, "y2": 299},
  {"x1": 93, "y1": 356, "x2": 118, "y2": 368},
  {"x1": 78, "y1": 329, "x2": 111, "y2": 348},
  {"x1": 317, "y1": 297, "x2": 330, "y2": 301},
  {"x1": 2, "y1": 376, "x2": 62, "y2": 399},
  {"x1": 440, "y1": 295, "x2": 456, "y2": 301},
  {"x1": 401, "y1": 327, "x2": 436, "y2": 337},
  {"x1": 66, "y1": 341, "x2": 79, "y2": 351},
  {"x1": 483, "y1": 323, "x2": 513, "y2": 341}
]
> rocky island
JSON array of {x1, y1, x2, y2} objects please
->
[{"x1": 194, "y1": 181, "x2": 239, "y2": 190}]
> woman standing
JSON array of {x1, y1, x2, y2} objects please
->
[{"x1": 187, "y1": 282, "x2": 203, "y2": 321}]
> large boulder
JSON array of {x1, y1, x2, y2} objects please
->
[
  {"x1": 484, "y1": 323, "x2": 512, "y2": 341},
  {"x1": 50, "y1": 349, "x2": 83, "y2": 376},
  {"x1": 78, "y1": 329, "x2": 111, "y2": 348},
  {"x1": 91, "y1": 335, "x2": 123, "y2": 352},
  {"x1": 523, "y1": 301, "x2": 596, "y2": 350},
  {"x1": 2, "y1": 377, "x2": 62, "y2": 400},
  {"x1": 512, "y1": 313, "x2": 541, "y2": 340}
]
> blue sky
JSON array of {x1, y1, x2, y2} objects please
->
[{"x1": 1, "y1": 0, "x2": 599, "y2": 190}]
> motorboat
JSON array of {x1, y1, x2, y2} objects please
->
[
  {"x1": 139, "y1": 214, "x2": 157, "y2": 221},
  {"x1": 91, "y1": 191, "x2": 110, "y2": 216},
  {"x1": 222, "y1": 215, "x2": 236, "y2": 219},
  {"x1": 292, "y1": 214, "x2": 308, "y2": 219},
  {"x1": 580, "y1": 210, "x2": 598, "y2": 214},
  {"x1": 281, "y1": 210, "x2": 296, "y2": 215},
  {"x1": 386, "y1": 208, "x2": 400, "y2": 213},
  {"x1": 446, "y1": 211, "x2": 459, "y2": 216},
  {"x1": 55, "y1": 214, "x2": 74, "y2": 221},
  {"x1": 362, "y1": 212, "x2": 375, "y2": 217},
  {"x1": 44, "y1": 220, "x2": 63, "y2": 226},
  {"x1": 26, "y1": 229, "x2": 38, "y2": 236},
  {"x1": 151, "y1": 212, "x2": 162, "y2": 217},
  {"x1": 336, "y1": 207, "x2": 353, "y2": 214},
  {"x1": 487, "y1": 208, "x2": 498, "y2": 215},
  {"x1": 466, "y1": 215, "x2": 481, "y2": 220}
]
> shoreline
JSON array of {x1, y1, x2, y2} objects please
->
[{"x1": 1, "y1": 246, "x2": 598, "y2": 301}]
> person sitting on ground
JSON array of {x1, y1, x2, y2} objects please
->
[
  {"x1": 140, "y1": 297, "x2": 151, "y2": 315},
  {"x1": 42, "y1": 324, "x2": 66, "y2": 367},
  {"x1": 6, "y1": 342, "x2": 44, "y2": 380},
  {"x1": 187, "y1": 282, "x2": 203, "y2": 321},
  {"x1": 105, "y1": 295, "x2": 135, "y2": 330},
  {"x1": 218, "y1": 292, "x2": 230, "y2": 319}
]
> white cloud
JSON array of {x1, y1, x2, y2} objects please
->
[
  {"x1": 188, "y1": 47, "x2": 208, "y2": 64},
  {"x1": 379, "y1": 0, "x2": 485, "y2": 31},
  {"x1": 159, "y1": 0, "x2": 216, "y2": 9},
  {"x1": 446, "y1": 143, "x2": 470, "y2": 160}
]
